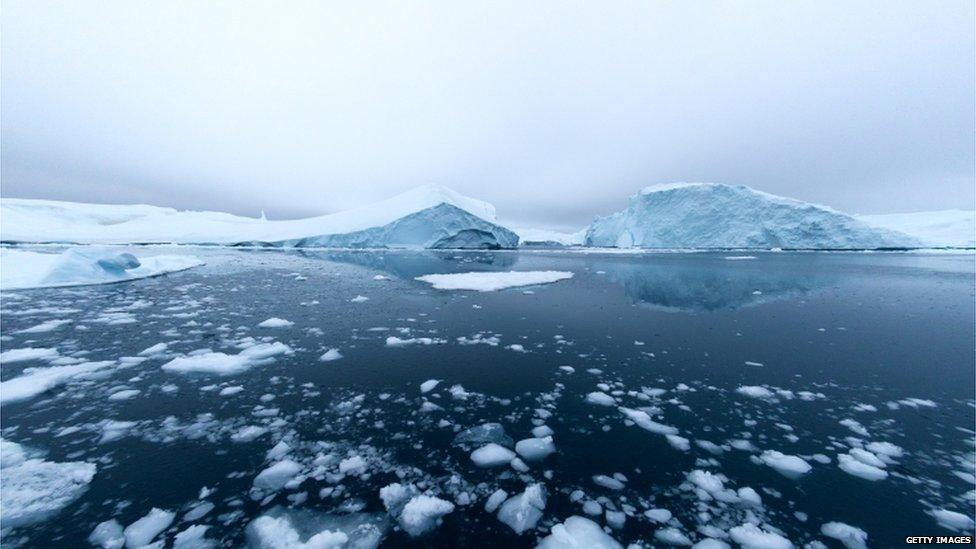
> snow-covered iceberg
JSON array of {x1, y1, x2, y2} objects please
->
[
  {"x1": 513, "y1": 227, "x2": 586, "y2": 247},
  {"x1": 0, "y1": 185, "x2": 519, "y2": 249},
  {"x1": 857, "y1": 209, "x2": 975, "y2": 248},
  {"x1": 584, "y1": 183, "x2": 919, "y2": 249},
  {"x1": 0, "y1": 247, "x2": 203, "y2": 290}
]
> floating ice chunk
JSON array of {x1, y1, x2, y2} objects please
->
[
  {"x1": 532, "y1": 425, "x2": 554, "y2": 438},
  {"x1": 644, "y1": 508, "x2": 672, "y2": 523},
  {"x1": 864, "y1": 441, "x2": 904, "y2": 458},
  {"x1": 231, "y1": 425, "x2": 268, "y2": 443},
  {"x1": 928, "y1": 508, "x2": 975, "y2": 531},
  {"x1": 415, "y1": 271, "x2": 573, "y2": 292},
  {"x1": 339, "y1": 456, "x2": 367, "y2": 476},
  {"x1": 266, "y1": 441, "x2": 291, "y2": 461},
  {"x1": 257, "y1": 317, "x2": 294, "y2": 328},
  {"x1": 837, "y1": 453, "x2": 887, "y2": 481},
  {"x1": 839, "y1": 418, "x2": 869, "y2": 437},
  {"x1": 183, "y1": 502, "x2": 215, "y2": 522},
  {"x1": 161, "y1": 342, "x2": 292, "y2": 375},
  {"x1": 100, "y1": 420, "x2": 137, "y2": 444},
  {"x1": 123, "y1": 508, "x2": 175, "y2": 548},
  {"x1": 453, "y1": 423, "x2": 514, "y2": 447},
  {"x1": 820, "y1": 521, "x2": 868, "y2": 549},
  {"x1": 398, "y1": 495, "x2": 455, "y2": 537},
  {"x1": 420, "y1": 379, "x2": 441, "y2": 393},
  {"x1": 667, "y1": 434, "x2": 691, "y2": 451},
  {"x1": 497, "y1": 484, "x2": 546, "y2": 534},
  {"x1": 380, "y1": 482, "x2": 417, "y2": 516},
  {"x1": 88, "y1": 519, "x2": 125, "y2": 549},
  {"x1": 585, "y1": 392, "x2": 616, "y2": 406},
  {"x1": 247, "y1": 513, "x2": 348, "y2": 548},
  {"x1": 0, "y1": 347, "x2": 59, "y2": 363},
  {"x1": 592, "y1": 475, "x2": 625, "y2": 490},
  {"x1": 219, "y1": 386, "x2": 244, "y2": 396},
  {"x1": 537, "y1": 515, "x2": 622, "y2": 549},
  {"x1": 350, "y1": 295, "x2": 369, "y2": 303},
  {"x1": 471, "y1": 443, "x2": 516, "y2": 468},
  {"x1": 738, "y1": 487, "x2": 763, "y2": 507},
  {"x1": 138, "y1": 343, "x2": 168, "y2": 356},
  {"x1": 16, "y1": 319, "x2": 72, "y2": 333},
  {"x1": 0, "y1": 247, "x2": 202, "y2": 290},
  {"x1": 319, "y1": 349, "x2": 343, "y2": 362},
  {"x1": 484, "y1": 489, "x2": 508, "y2": 513},
  {"x1": 759, "y1": 450, "x2": 812, "y2": 478},
  {"x1": 736, "y1": 386, "x2": 775, "y2": 399},
  {"x1": 618, "y1": 407, "x2": 679, "y2": 435},
  {"x1": 0, "y1": 439, "x2": 97, "y2": 529},
  {"x1": 1, "y1": 360, "x2": 115, "y2": 405},
  {"x1": 253, "y1": 460, "x2": 302, "y2": 491},
  {"x1": 385, "y1": 336, "x2": 445, "y2": 347},
  {"x1": 654, "y1": 527, "x2": 693, "y2": 546},
  {"x1": 606, "y1": 510, "x2": 627, "y2": 529},
  {"x1": 173, "y1": 524, "x2": 214, "y2": 548},
  {"x1": 108, "y1": 389, "x2": 141, "y2": 401},
  {"x1": 744, "y1": 361, "x2": 764, "y2": 367},
  {"x1": 692, "y1": 539, "x2": 731, "y2": 548},
  {"x1": 728, "y1": 523, "x2": 793, "y2": 549},
  {"x1": 515, "y1": 436, "x2": 555, "y2": 461},
  {"x1": 848, "y1": 448, "x2": 886, "y2": 469}
]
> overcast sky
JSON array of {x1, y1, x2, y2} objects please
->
[{"x1": 2, "y1": 1, "x2": 973, "y2": 230}]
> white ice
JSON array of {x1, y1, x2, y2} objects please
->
[
  {"x1": 0, "y1": 247, "x2": 202, "y2": 290},
  {"x1": 414, "y1": 271, "x2": 573, "y2": 292},
  {"x1": 0, "y1": 438, "x2": 97, "y2": 530},
  {"x1": 161, "y1": 342, "x2": 292, "y2": 375}
]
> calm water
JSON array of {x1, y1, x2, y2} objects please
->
[{"x1": 1, "y1": 248, "x2": 974, "y2": 547}]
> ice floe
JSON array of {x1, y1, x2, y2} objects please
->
[{"x1": 414, "y1": 270, "x2": 573, "y2": 291}]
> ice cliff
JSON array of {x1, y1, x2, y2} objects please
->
[{"x1": 584, "y1": 183, "x2": 918, "y2": 249}]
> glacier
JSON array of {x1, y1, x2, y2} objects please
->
[
  {"x1": 0, "y1": 185, "x2": 519, "y2": 249},
  {"x1": 584, "y1": 183, "x2": 919, "y2": 249},
  {"x1": 857, "y1": 210, "x2": 975, "y2": 248}
]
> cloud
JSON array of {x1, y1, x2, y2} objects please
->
[{"x1": 2, "y1": 1, "x2": 973, "y2": 227}]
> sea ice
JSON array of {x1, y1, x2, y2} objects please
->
[
  {"x1": 257, "y1": 317, "x2": 294, "y2": 328},
  {"x1": 837, "y1": 453, "x2": 888, "y2": 481},
  {"x1": 497, "y1": 484, "x2": 546, "y2": 534},
  {"x1": 253, "y1": 460, "x2": 302, "y2": 491},
  {"x1": 0, "y1": 247, "x2": 202, "y2": 290},
  {"x1": 820, "y1": 521, "x2": 868, "y2": 549},
  {"x1": 123, "y1": 508, "x2": 175, "y2": 548},
  {"x1": 728, "y1": 523, "x2": 793, "y2": 549},
  {"x1": 161, "y1": 342, "x2": 292, "y2": 375},
  {"x1": 398, "y1": 495, "x2": 455, "y2": 537},
  {"x1": 470, "y1": 443, "x2": 516, "y2": 467},
  {"x1": 515, "y1": 436, "x2": 556, "y2": 461},
  {"x1": 414, "y1": 271, "x2": 573, "y2": 291},
  {"x1": 0, "y1": 360, "x2": 115, "y2": 405},
  {"x1": 758, "y1": 450, "x2": 812, "y2": 478},
  {"x1": 0, "y1": 439, "x2": 97, "y2": 530},
  {"x1": 537, "y1": 515, "x2": 623, "y2": 548}
]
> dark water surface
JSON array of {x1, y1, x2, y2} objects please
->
[{"x1": 1, "y1": 249, "x2": 973, "y2": 547}]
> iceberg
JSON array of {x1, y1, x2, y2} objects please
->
[
  {"x1": 584, "y1": 183, "x2": 919, "y2": 249},
  {"x1": 0, "y1": 247, "x2": 203, "y2": 290},
  {"x1": 858, "y1": 209, "x2": 975, "y2": 248},
  {"x1": 0, "y1": 185, "x2": 519, "y2": 249},
  {"x1": 513, "y1": 226, "x2": 586, "y2": 247}
]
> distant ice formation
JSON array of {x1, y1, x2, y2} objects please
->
[
  {"x1": 0, "y1": 185, "x2": 518, "y2": 249},
  {"x1": 858, "y1": 209, "x2": 975, "y2": 248},
  {"x1": 584, "y1": 183, "x2": 919, "y2": 249}
]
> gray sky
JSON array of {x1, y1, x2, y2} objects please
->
[{"x1": 2, "y1": 1, "x2": 973, "y2": 230}]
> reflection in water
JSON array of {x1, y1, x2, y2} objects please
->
[
  {"x1": 295, "y1": 249, "x2": 518, "y2": 279},
  {"x1": 594, "y1": 257, "x2": 827, "y2": 311}
]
